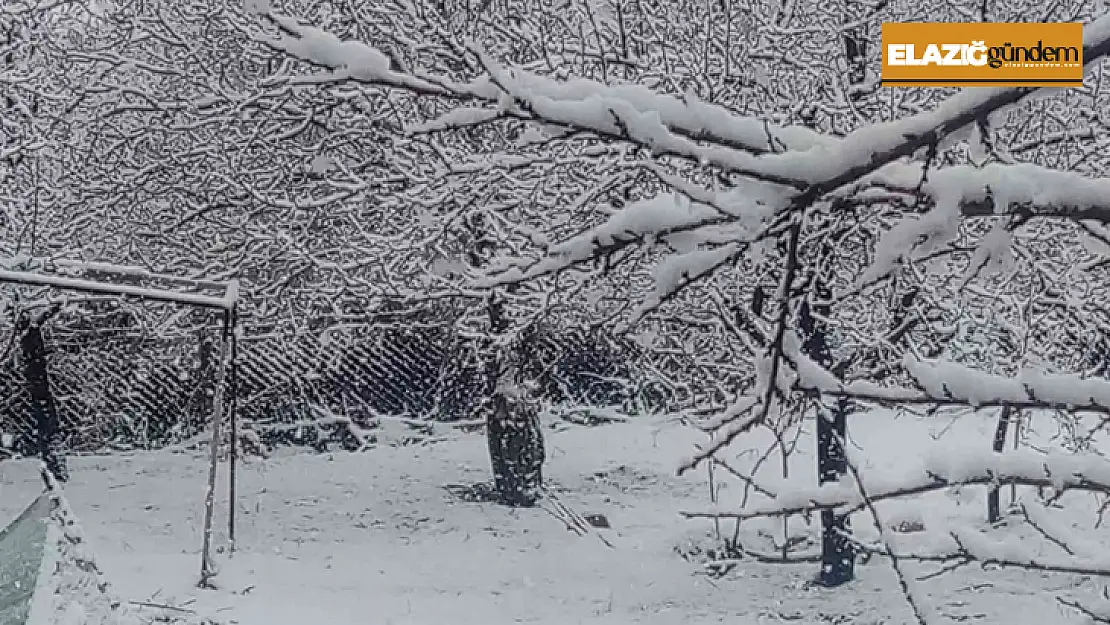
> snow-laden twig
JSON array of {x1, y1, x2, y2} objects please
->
[
  {"x1": 1018, "y1": 502, "x2": 1079, "y2": 556},
  {"x1": 680, "y1": 445, "x2": 1110, "y2": 520},
  {"x1": 251, "y1": 12, "x2": 833, "y2": 161},
  {"x1": 847, "y1": 162, "x2": 1110, "y2": 287},
  {"x1": 842, "y1": 448, "x2": 936, "y2": 625},
  {"x1": 1058, "y1": 595, "x2": 1110, "y2": 623},
  {"x1": 677, "y1": 218, "x2": 806, "y2": 475},
  {"x1": 794, "y1": 351, "x2": 1110, "y2": 416},
  {"x1": 540, "y1": 487, "x2": 615, "y2": 549},
  {"x1": 255, "y1": 11, "x2": 1110, "y2": 207}
]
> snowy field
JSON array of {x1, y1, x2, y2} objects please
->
[{"x1": 0, "y1": 412, "x2": 1101, "y2": 625}]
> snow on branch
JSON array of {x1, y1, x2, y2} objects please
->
[
  {"x1": 794, "y1": 352, "x2": 1110, "y2": 415},
  {"x1": 255, "y1": 11, "x2": 1110, "y2": 199},
  {"x1": 855, "y1": 162, "x2": 1110, "y2": 286},
  {"x1": 478, "y1": 193, "x2": 725, "y2": 282},
  {"x1": 871, "y1": 162, "x2": 1110, "y2": 223},
  {"x1": 1059, "y1": 595, "x2": 1110, "y2": 623},
  {"x1": 903, "y1": 357, "x2": 1110, "y2": 411},
  {"x1": 854, "y1": 529, "x2": 1110, "y2": 579},
  {"x1": 682, "y1": 444, "x2": 1110, "y2": 522},
  {"x1": 630, "y1": 244, "x2": 743, "y2": 326},
  {"x1": 253, "y1": 10, "x2": 1110, "y2": 239},
  {"x1": 785, "y1": 13, "x2": 1110, "y2": 200},
  {"x1": 248, "y1": 7, "x2": 1110, "y2": 197},
  {"x1": 467, "y1": 47, "x2": 813, "y2": 189},
  {"x1": 471, "y1": 17, "x2": 1110, "y2": 195},
  {"x1": 251, "y1": 11, "x2": 833, "y2": 161},
  {"x1": 476, "y1": 175, "x2": 790, "y2": 327},
  {"x1": 251, "y1": 9, "x2": 1110, "y2": 308},
  {"x1": 459, "y1": 64, "x2": 833, "y2": 155},
  {"x1": 252, "y1": 13, "x2": 476, "y2": 97}
]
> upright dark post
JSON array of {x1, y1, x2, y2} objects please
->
[
  {"x1": 200, "y1": 310, "x2": 233, "y2": 588},
  {"x1": 799, "y1": 280, "x2": 854, "y2": 587},
  {"x1": 20, "y1": 314, "x2": 67, "y2": 482}
]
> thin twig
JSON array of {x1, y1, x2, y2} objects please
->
[
  {"x1": 128, "y1": 601, "x2": 196, "y2": 614},
  {"x1": 843, "y1": 451, "x2": 935, "y2": 625}
]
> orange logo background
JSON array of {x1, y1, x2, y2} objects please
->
[{"x1": 881, "y1": 22, "x2": 1084, "y2": 87}]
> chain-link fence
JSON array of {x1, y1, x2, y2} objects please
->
[
  {"x1": 234, "y1": 315, "x2": 655, "y2": 451},
  {"x1": 0, "y1": 302, "x2": 222, "y2": 456},
  {"x1": 0, "y1": 301, "x2": 676, "y2": 457}
]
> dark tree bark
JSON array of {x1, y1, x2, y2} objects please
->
[
  {"x1": 843, "y1": 29, "x2": 868, "y2": 87},
  {"x1": 987, "y1": 405, "x2": 1013, "y2": 523},
  {"x1": 464, "y1": 207, "x2": 546, "y2": 506},
  {"x1": 799, "y1": 281, "x2": 854, "y2": 587},
  {"x1": 484, "y1": 295, "x2": 545, "y2": 507},
  {"x1": 487, "y1": 392, "x2": 545, "y2": 506},
  {"x1": 20, "y1": 317, "x2": 67, "y2": 482}
]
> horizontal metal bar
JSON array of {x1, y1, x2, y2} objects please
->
[
  {"x1": 49, "y1": 259, "x2": 233, "y2": 291},
  {"x1": 0, "y1": 270, "x2": 233, "y2": 310}
]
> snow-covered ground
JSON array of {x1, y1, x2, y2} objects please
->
[{"x1": 0, "y1": 411, "x2": 1100, "y2": 624}]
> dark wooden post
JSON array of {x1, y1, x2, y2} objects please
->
[{"x1": 843, "y1": 28, "x2": 868, "y2": 88}]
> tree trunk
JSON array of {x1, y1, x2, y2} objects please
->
[
  {"x1": 816, "y1": 397, "x2": 852, "y2": 585},
  {"x1": 843, "y1": 29, "x2": 868, "y2": 88},
  {"x1": 20, "y1": 321, "x2": 67, "y2": 482},
  {"x1": 987, "y1": 405, "x2": 1012, "y2": 523},
  {"x1": 484, "y1": 294, "x2": 545, "y2": 507},
  {"x1": 487, "y1": 391, "x2": 545, "y2": 507},
  {"x1": 800, "y1": 281, "x2": 854, "y2": 587}
]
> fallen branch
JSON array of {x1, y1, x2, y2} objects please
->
[
  {"x1": 540, "y1": 487, "x2": 615, "y2": 549},
  {"x1": 128, "y1": 601, "x2": 196, "y2": 614}
]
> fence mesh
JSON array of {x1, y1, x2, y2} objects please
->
[
  {"x1": 234, "y1": 316, "x2": 645, "y2": 451},
  {"x1": 0, "y1": 296, "x2": 670, "y2": 457},
  {"x1": 0, "y1": 299, "x2": 221, "y2": 455}
]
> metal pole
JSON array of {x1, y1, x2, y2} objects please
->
[
  {"x1": 199, "y1": 311, "x2": 232, "y2": 588},
  {"x1": 228, "y1": 306, "x2": 239, "y2": 552}
]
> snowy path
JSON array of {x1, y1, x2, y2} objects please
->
[{"x1": 0, "y1": 415, "x2": 1093, "y2": 624}]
